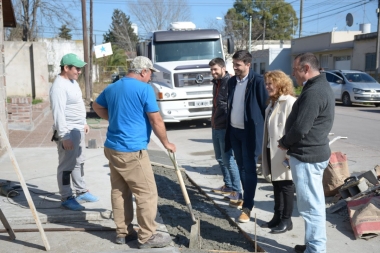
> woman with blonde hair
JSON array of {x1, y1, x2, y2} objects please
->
[{"x1": 261, "y1": 70, "x2": 296, "y2": 234}]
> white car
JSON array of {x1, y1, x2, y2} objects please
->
[{"x1": 324, "y1": 70, "x2": 380, "y2": 107}]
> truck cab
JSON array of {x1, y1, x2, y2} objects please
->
[{"x1": 137, "y1": 22, "x2": 233, "y2": 122}]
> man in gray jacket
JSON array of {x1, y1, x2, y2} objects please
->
[
  {"x1": 50, "y1": 53, "x2": 99, "y2": 211},
  {"x1": 278, "y1": 52, "x2": 335, "y2": 253}
]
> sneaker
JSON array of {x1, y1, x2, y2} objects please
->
[
  {"x1": 225, "y1": 191, "x2": 242, "y2": 203},
  {"x1": 115, "y1": 230, "x2": 138, "y2": 244},
  {"x1": 61, "y1": 196, "x2": 85, "y2": 211},
  {"x1": 237, "y1": 207, "x2": 251, "y2": 223},
  {"x1": 212, "y1": 185, "x2": 233, "y2": 195},
  {"x1": 138, "y1": 233, "x2": 171, "y2": 249},
  {"x1": 76, "y1": 191, "x2": 99, "y2": 203},
  {"x1": 294, "y1": 244, "x2": 306, "y2": 253},
  {"x1": 229, "y1": 200, "x2": 243, "y2": 209}
]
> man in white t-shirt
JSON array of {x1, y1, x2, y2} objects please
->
[{"x1": 225, "y1": 50, "x2": 268, "y2": 223}]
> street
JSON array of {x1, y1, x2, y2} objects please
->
[{"x1": 152, "y1": 103, "x2": 380, "y2": 175}]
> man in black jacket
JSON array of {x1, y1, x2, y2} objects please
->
[
  {"x1": 209, "y1": 58, "x2": 241, "y2": 205},
  {"x1": 278, "y1": 52, "x2": 335, "y2": 253},
  {"x1": 225, "y1": 50, "x2": 269, "y2": 223}
]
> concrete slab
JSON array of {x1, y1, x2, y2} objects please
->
[{"x1": 0, "y1": 148, "x2": 174, "y2": 252}]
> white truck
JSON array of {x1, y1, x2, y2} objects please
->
[{"x1": 137, "y1": 22, "x2": 234, "y2": 122}]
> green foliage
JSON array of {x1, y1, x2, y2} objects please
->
[
  {"x1": 103, "y1": 9, "x2": 138, "y2": 53},
  {"x1": 32, "y1": 98, "x2": 43, "y2": 105},
  {"x1": 226, "y1": 0, "x2": 298, "y2": 46},
  {"x1": 294, "y1": 86, "x2": 303, "y2": 96},
  {"x1": 58, "y1": 25, "x2": 72, "y2": 40}
]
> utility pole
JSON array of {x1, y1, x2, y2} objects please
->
[
  {"x1": 81, "y1": 0, "x2": 90, "y2": 101},
  {"x1": 376, "y1": 0, "x2": 380, "y2": 81},
  {"x1": 89, "y1": 0, "x2": 93, "y2": 99},
  {"x1": 249, "y1": 15, "x2": 252, "y2": 52},
  {"x1": 262, "y1": 18, "x2": 266, "y2": 50},
  {"x1": 299, "y1": 0, "x2": 303, "y2": 38}
]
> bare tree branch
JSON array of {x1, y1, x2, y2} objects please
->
[
  {"x1": 128, "y1": 0, "x2": 192, "y2": 34},
  {"x1": 13, "y1": 0, "x2": 79, "y2": 41}
]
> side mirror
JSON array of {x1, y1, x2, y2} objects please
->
[{"x1": 227, "y1": 37, "x2": 234, "y2": 54}]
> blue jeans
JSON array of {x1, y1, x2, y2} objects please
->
[
  {"x1": 212, "y1": 128, "x2": 241, "y2": 193},
  {"x1": 289, "y1": 156, "x2": 329, "y2": 253},
  {"x1": 229, "y1": 127, "x2": 257, "y2": 210}
]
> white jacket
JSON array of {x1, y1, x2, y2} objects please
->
[{"x1": 261, "y1": 95, "x2": 296, "y2": 181}]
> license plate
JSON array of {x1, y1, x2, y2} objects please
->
[{"x1": 195, "y1": 100, "x2": 209, "y2": 106}]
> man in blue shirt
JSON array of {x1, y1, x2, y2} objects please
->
[{"x1": 93, "y1": 56, "x2": 176, "y2": 249}]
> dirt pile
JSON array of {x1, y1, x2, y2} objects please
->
[{"x1": 153, "y1": 165, "x2": 259, "y2": 252}]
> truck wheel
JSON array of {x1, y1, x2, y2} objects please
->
[{"x1": 342, "y1": 93, "x2": 352, "y2": 106}]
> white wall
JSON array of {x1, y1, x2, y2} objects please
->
[
  {"x1": 4, "y1": 41, "x2": 50, "y2": 98},
  {"x1": 40, "y1": 38, "x2": 84, "y2": 81}
]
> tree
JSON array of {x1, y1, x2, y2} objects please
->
[
  {"x1": 12, "y1": 0, "x2": 78, "y2": 41},
  {"x1": 5, "y1": 23, "x2": 23, "y2": 41},
  {"x1": 58, "y1": 25, "x2": 72, "y2": 40},
  {"x1": 225, "y1": 0, "x2": 298, "y2": 49},
  {"x1": 127, "y1": 0, "x2": 191, "y2": 33},
  {"x1": 103, "y1": 9, "x2": 138, "y2": 54}
]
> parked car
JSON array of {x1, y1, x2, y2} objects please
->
[{"x1": 324, "y1": 70, "x2": 380, "y2": 107}]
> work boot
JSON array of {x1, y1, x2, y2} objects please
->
[
  {"x1": 115, "y1": 230, "x2": 138, "y2": 244},
  {"x1": 61, "y1": 196, "x2": 85, "y2": 211},
  {"x1": 138, "y1": 233, "x2": 171, "y2": 249},
  {"x1": 261, "y1": 213, "x2": 281, "y2": 228},
  {"x1": 212, "y1": 185, "x2": 232, "y2": 195},
  {"x1": 294, "y1": 244, "x2": 306, "y2": 253},
  {"x1": 76, "y1": 191, "x2": 99, "y2": 203},
  {"x1": 229, "y1": 200, "x2": 243, "y2": 209},
  {"x1": 270, "y1": 218, "x2": 293, "y2": 234},
  {"x1": 237, "y1": 207, "x2": 251, "y2": 223}
]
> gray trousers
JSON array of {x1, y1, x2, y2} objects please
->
[{"x1": 56, "y1": 129, "x2": 87, "y2": 200}]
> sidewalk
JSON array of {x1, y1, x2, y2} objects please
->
[{"x1": 2, "y1": 110, "x2": 379, "y2": 252}]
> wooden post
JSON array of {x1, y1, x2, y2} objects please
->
[{"x1": 0, "y1": 121, "x2": 50, "y2": 251}]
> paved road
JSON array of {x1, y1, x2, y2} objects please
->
[
  {"x1": 155, "y1": 103, "x2": 380, "y2": 174},
  {"x1": 330, "y1": 103, "x2": 380, "y2": 173}
]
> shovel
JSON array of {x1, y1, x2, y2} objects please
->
[{"x1": 167, "y1": 151, "x2": 201, "y2": 249}]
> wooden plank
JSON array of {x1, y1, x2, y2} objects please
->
[
  {"x1": 0, "y1": 121, "x2": 50, "y2": 251},
  {"x1": 0, "y1": 208, "x2": 16, "y2": 240}
]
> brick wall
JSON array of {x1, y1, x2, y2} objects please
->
[{"x1": 7, "y1": 97, "x2": 33, "y2": 130}]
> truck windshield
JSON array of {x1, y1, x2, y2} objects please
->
[{"x1": 154, "y1": 39, "x2": 223, "y2": 62}]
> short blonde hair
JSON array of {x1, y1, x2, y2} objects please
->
[{"x1": 264, "y1": 70, "x2": 295, "y2": 102}]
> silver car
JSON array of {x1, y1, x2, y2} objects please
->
[{"x1": 324, "y1": 70, "x2": 380, "y2": 107}]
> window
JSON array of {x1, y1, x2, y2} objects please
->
[
  {"x1": 320, "y1": 55, "x2": 328, "y2": 69},
  {"x1": 325, "y1": 72, "x2": 343, "y2": 83},
  {"x1": 48, "y1": 65, "x2": 54, "y2": 72},
  {"x1": 260, "y1": 62, "x2": 265, "y2": 75},
  {"x1": 334, "y1": 56, "x2": 351, "y2": 61},
  {"x1": 365, "y1": 53, "x2": 376, "y2": 71}
]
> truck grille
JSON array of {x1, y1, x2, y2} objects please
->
[{"x1": 174, "y1": 72, "x2": 212, "y2": 87}]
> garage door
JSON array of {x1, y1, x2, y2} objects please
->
[{"x1": 335, "y1": 60, "x2": 351, "y2": 70}]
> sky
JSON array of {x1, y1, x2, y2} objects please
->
[{"x1": 63, "y1": 0, "x2": 378, "y2": 44}]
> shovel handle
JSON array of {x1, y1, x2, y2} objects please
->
[{"x1": 167, "y1": 151, "x2": 197, "y2": 223}]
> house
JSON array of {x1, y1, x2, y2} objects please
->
[{"x1": 250, "y1": 40, "x2": 291, "y2": 76}]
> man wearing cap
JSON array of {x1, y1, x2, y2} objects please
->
[
  {"x1": 92, "y1": 56, "x2": 176, "y2": 249},
  {"x1": 50, "y1": 53, "x2": 99, "y2": 211}
]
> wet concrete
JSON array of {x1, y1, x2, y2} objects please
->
[{"x1": 153, "y1": 165, "x2": 259, "y2": 252}]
